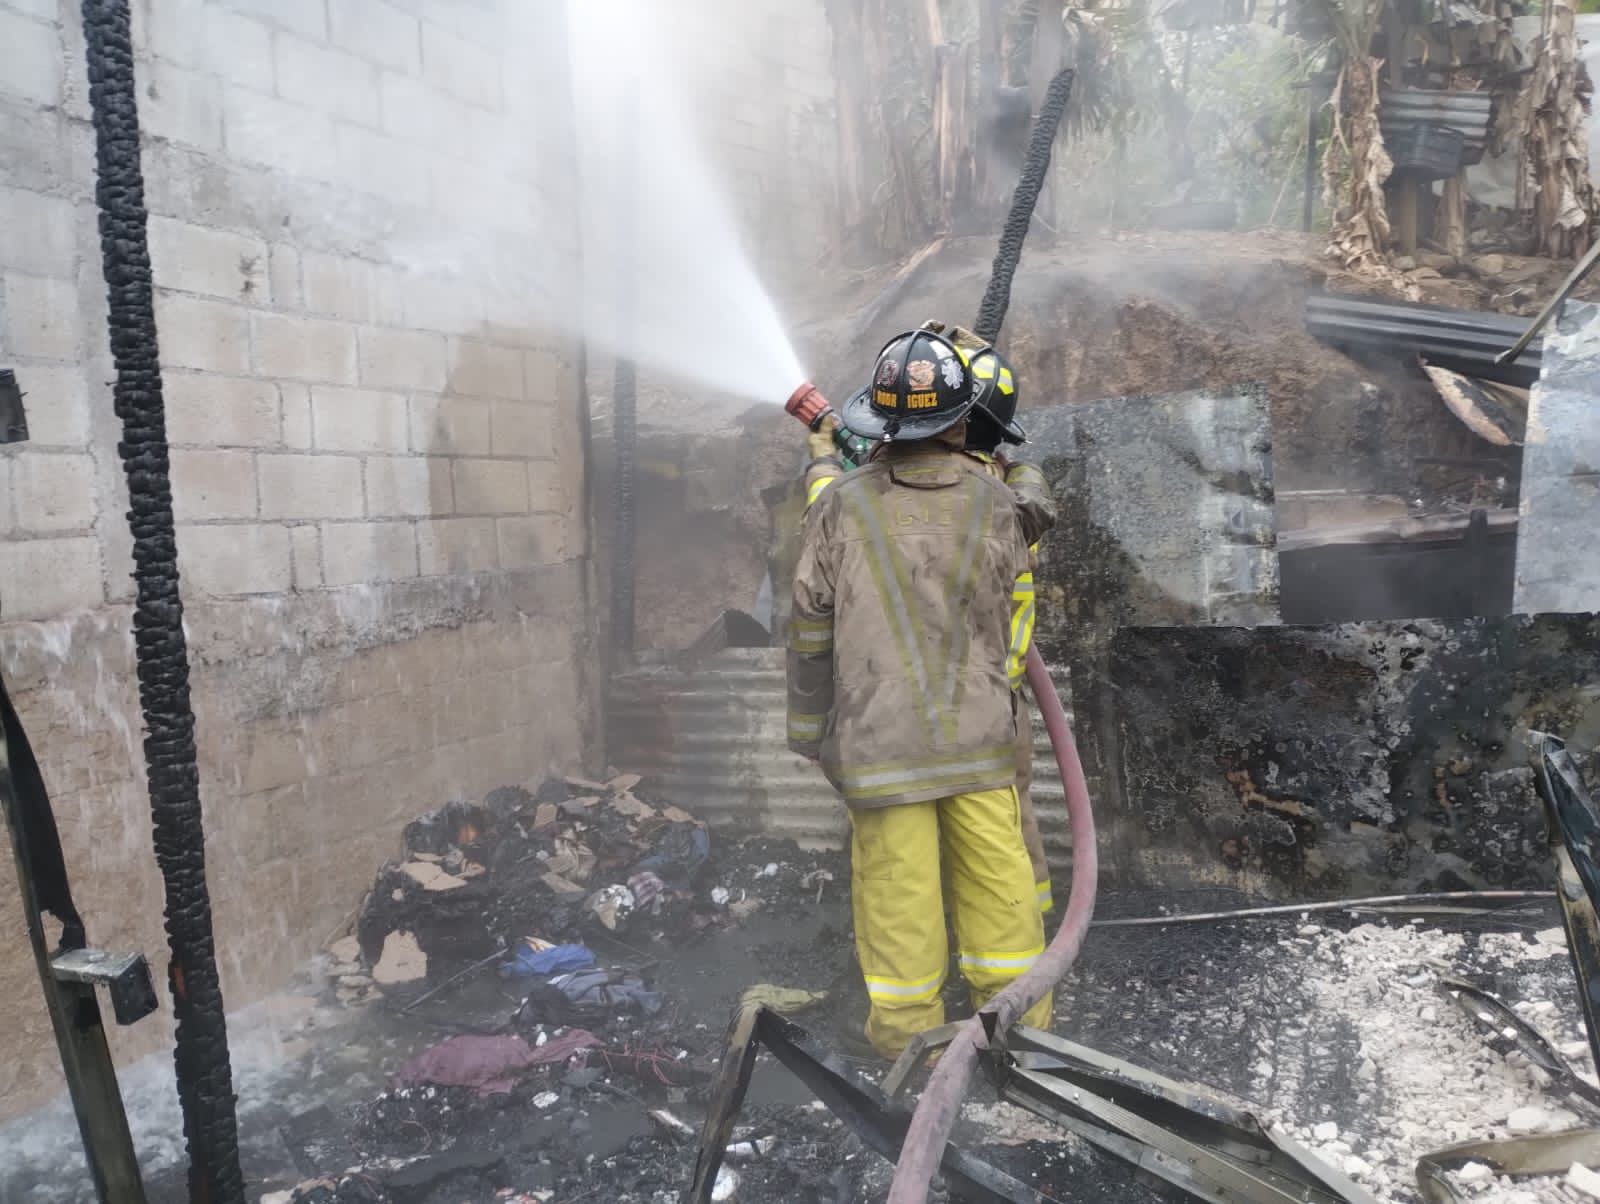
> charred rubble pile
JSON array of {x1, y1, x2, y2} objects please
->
[{"x1": 271, "y1": 774, "x2": 867, "y2": 1204}]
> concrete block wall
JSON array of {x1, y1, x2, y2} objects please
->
[{"x1": 0, "y1": 0, "x2": 601, "y2": 1121}]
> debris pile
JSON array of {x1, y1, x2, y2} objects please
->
[
  {"x1": 347, "y1": 775, "x2": 716, "y2": 987},
  {"x1": 259, "y1": 773, "x2": 865, "y2": 1203}
]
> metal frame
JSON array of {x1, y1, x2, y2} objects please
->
[
  {"x1": 691, "y1": 1007, "x2": 1376, "y2": 1204},
  {"x1": 684, "y1": 1007, "x2": 1055, "y2": 1204},
  {"x1": 1, "y1": 668, "x2": 152, "y2": 1202}
]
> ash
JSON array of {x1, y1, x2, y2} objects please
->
[
  {"x1": 7, "y1": 779, "x2": 1597, "y2": 1204},
  {"x1": 1024, "y1": 895, "x2": 1597, "y2": 1203}
]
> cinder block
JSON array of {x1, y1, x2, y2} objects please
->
[
  {"x1": 330, "y1": 0, "x2": 420, "y2": 74},
  {"x1": 379, "y1": 71, "x2": 473, "y2": 152},
  {"x1": 527, "y1": 461, "x2": 573, "y2": 516},
  {"x1": 148, "y1": 216, "x2": 268, "y2": 301},
  {"x1": 269, "y1": 243, "x2": 302, "y2": 308},
  {"x1": 280, "y1": 383, "x2": 314, "y2": 449},
  {"x1": 258, "y1": 453, "x2": 363, "y2": 520},
  {"x1": 217, "y1": 0, "x2": 327, "y2": 41},
  {"x1": 138, "y1": 58, "x2": 223, "y2": 151},
  {"x1": 365, "y1": 455, "x2": 450, "y2": 517},
  {"x1": 321, "y1": 520, "x2": 418, "y2": 585},
  {"x1": 301, "y1": 252, "x2": 374, "y2": 322},
  {"x1": 367, "y1": 265, "x2": 409, "y2": 328},
  {"x1": 5, "y1": 0, "x2": 63, "y2": 20},
  {"x1": 331, "y1": 124, "x2": 431, "y2": 211},
  {"x1": 417, "y1": 516, "x2": 497, "y2": 575},
  {"x1": 176, "y1": 522, "x2": 292, "y2": 596},
  {"x1": 223, "y1": 86, "x2": 338, "y2": 182},
  {"x1": 289, "y1": 523, "x2": 322, "y2": 590},
  {"x1": 0, "y1": 99, "x2": 90, "y2": 199},
  {"x1": 131, "y1": 0, "x2": 206, "y2": 60},
  {"x1": 490, "y1": 401, "x2": 556, "y2": 460},
  {"x1": 0, "y1": 10, "x2": 62, "y2": 108},
  {"x1": 400, "y1": 274, "x2": 483, "y2": 337},
  {"x1": 275, "y1": 33, "x2": 381, "y2": 127},
  {"x1": 252, "y1": 312, "x2": 359, "y2": 384},
  {"x1": 3, "y1": 274, "x2": 82, "y2": 362},
  {"x1": 206, "y1": 9, "x2": 275, "y2": 92},
  {"x1": 7, "y1": 363, "x2": 91, "y2": 447},
  {"x1": 165, "y1": 373, "x2": 282, "y2": 448},
  {"x1": 409, "y1": 394, "x2": 490, "y2": 456},
  {"x1": 428, "y1": 159, "x2": 529, "y2": 235},
  {"x1": 310, "y1": 386, "x2": 408, "y2": 453},
  {"x1": 11, "y1": 453, "x2": 95, "y2": 533},
  {"x1": 171, "y1": 450, "x2": 258, "y2": 521},
  {"x1": 448, "y1": 339, "x2": 523, "y2": 400},
  {"x1": 153, "y1": 292, "x2": 250, "y2": 374},
  {"x1": 0, "y1": 536, "x2": 102, "y2": 618},
  {"x1": 0, "y1": 187, "x2": 78, "y2": 279},
  {"x1": 421, "y1": 22, "x2": 502, "y2": 109},
  {"x1": 497, "y1": 515, "x2": 577, "y2": 570},
  {"x1": 523, "y1": 348, "x2": 570, "y2": 403},
  {"x1": 451, "y1": 459, "x2": 528, "y2": 515},
  {"x1": 358, "y1": 327, "x2": 447, "y2": 392}
]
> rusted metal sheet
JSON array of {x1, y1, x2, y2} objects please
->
[{"x1": 609, "y1": 649, "x2": 1079, "y2": 872}]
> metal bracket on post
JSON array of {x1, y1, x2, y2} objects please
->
[
  {"x1": 52, "y1": 949, "x2": 159, "y2": 1027},
  {"x1": 1, "y1": 670, "x2": 149, "y2": 1203}
]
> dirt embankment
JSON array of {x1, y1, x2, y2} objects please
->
[{"x1": 609, "y1": 230, "x2": 1536, "y2": 651}]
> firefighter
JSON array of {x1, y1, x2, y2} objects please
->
[
  {"x1": 786, "y1": 328, "x2": 1056, "y2": 1058},
  {"x1": 801, "y1": 327, "x2": 1054, "y2": 915},
  {"x1": 952, "y1": 335, "x2": 1054, "y2": 915}
]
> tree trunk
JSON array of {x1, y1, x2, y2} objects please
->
[
  {"x1": 1324, "y1": 55, "x2": 1394, "y2": 270},
  {"x1": 823, "y1": 0, "x2": 875, "y2": 257},
  {"x1": 1517, "y1": 0, "x2": 1595, "y2": 258},
  {"x1": 977, "y1": 0, "x2": 1010, "y2": 214},
  {"x1": 933, "y1": 40, "x2": 978, "y2": 230}
]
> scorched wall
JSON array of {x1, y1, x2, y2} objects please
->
[{"x1": 0, "y1": 0, "x2": 599, "y2": 1122}]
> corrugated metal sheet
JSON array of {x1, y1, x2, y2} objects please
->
[
  {"x1": 608, "y1": 649, "x2": 1079, "y2": 873},
  {"x1": 1380, "y1": 90, "x2": 1493, "y2": 159}
]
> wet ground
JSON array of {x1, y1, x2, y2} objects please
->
[{"x1": 3, "y1": 819, "x2": 1591, "y2": 1202}]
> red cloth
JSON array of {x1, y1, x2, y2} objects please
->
[{"x1": 395, "y1": 1030, "x2": 599, "y2": 1095}]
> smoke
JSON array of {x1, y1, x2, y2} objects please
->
[
  {"x1": 381, "y1": 0, "x2": 807, "y2": 408},
  {"x1": 558, "y1": 2, "x2": 807, "y2": 404}
]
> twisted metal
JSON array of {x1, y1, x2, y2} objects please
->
[{"x1": 80, "y1": 3, "x2": 244, "y2": 1199}]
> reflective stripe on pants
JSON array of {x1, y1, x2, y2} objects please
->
[{"x1": 849, "y1": 786, "x2": 1051, "y2": 1058}]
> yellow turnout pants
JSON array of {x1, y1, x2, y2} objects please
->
[{"x1": 849, "y1": 786, "x2": 1052, "y2": 1057}]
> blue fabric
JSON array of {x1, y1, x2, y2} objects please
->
[{"x1": 501, "y1": 942, "x2": 596, "y2": 979}]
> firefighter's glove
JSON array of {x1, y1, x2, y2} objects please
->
[{"x1": 807, "y1": 414, "x2": 840, "y2": 461}]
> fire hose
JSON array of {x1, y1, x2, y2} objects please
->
[{"x1": 786, "y1": 68, "x2": 1096, "y2": 1202}]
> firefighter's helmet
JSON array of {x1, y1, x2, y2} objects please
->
[
  {"x1": 965, "y1": 346, "x2": 1026, "y2": 452},
  {"x1": 840, "y1": 329, "x2": 976, "y2": 443}
]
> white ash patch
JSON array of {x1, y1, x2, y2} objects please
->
[{"x1": 1251, "y1": 921, "x2": 1591, "y2": 1203}]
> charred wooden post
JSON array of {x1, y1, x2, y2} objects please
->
[{"x1": 79, "y1": 0, "x2": 245, "y2": 1198}]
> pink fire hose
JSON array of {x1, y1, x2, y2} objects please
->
[{"x1": 886, "y1": 644, "x2": 1099, "y2": 1203}]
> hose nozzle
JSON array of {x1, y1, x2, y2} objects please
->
[{"x1": 785, "y1": 382, "x2": 832, "y2": 431}]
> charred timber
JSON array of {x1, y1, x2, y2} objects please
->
[{"x1": 80, "y1": 2, "x2": 245, "y2": 1200}]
